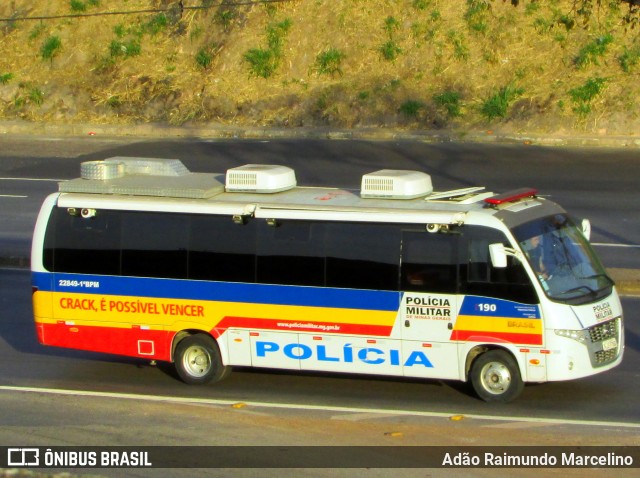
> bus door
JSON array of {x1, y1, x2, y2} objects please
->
[
  {"x1": 456, "y1": 226, "x2": 544, "y2": 381},
  {"x1": 399, "y1": 230, "x2": 460, "y2": 379}
]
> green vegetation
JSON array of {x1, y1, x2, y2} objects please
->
[
  {"x1": 267, "y1": 19, "x2": 292, "y2": 53},
  {"x1": 383, "y1": 16, "x2": 400, "y2": 36},
  {"x1": 0, "y1": 73, "x2": 13, "y2": 85},
  {"x1": 380, "y1": 16, "x2": 402, "y2": 61},
  {"x1": 109, "y1": 39, "x2": 141, "y2": 58},
  {"x1": 244, "y1": 48, "x2": 276, "y2": 78},
  {"x1": 433, "y1": 91, "x2": 462, "y2": 118},
  {"x1": 447, "y1": 30, "x2": 469, "y2": 61},
  {"x1": 480, "y1": 85, "x2": 524, "y2": 121},
  {"x1": 315, "y1": 48, "x2": 345, "y2": 76},
  {"x1": 575, "y1": 34, "x2": 614, "y2": 68},
  {"x1": 196, "y1": 44, "x2": 219, "y2": 69},
  {"x1": 244, "y1": 18, "x2": 292, "y2": 78},
  {"x1": 40, "y1": 36, "x2": 61, "y2": 61},
  {"x1": 70, "y1": 0, "x2": 87, "y2": 12},
  {"x1": 28, "y1": 87, "x2": 44, "y2": 106},
  {"x1": 464, "y1": 0, "x2": 491, "y2": 34},
  {"x1": 216, "y1": 10, "x2": 237, "y2": 30},
  {"x1": 413, "y1": 0, "x2": 431, "y2": 10},
  {"x1": 69, "y1": 0, "x2": 99, "y2": 12},
  {"x1": 113, "y1": 24, "x2": 127, "y2": 38},
  {"x1": 380, "y1": 40, "x2": 402, "y2": 61},
  {"x1": 14, "y1": 84, "x2": 45, "y2": 109},
  {"x1": 144, "y1": 14, "x2": 168, "y2": 36},
  {"x1": 568, "y1": 77, "x2": 607, "y2": 116},
  {"x1": 399, "y1": 100, "x2": 424, "y2": 118},
  {"x1": 618, "y1": 44, "x2": 640, "y2": 73},
  {"x1": 106, "y1": 95, "x2": 121, "y2": 108},
  {"x1": 108, "y1": 17, "x2": 171, "y2": 62},
  {"x1": 29, "y1": 23, "x2": 46, "y2": 41}
]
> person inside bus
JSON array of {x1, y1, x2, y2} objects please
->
[
  {"x1": 525, "y1": 234, "x2": 551, "y2": 280},
  {"x1": 526, "y1": 231, "x2": 576, "y2": 280}
]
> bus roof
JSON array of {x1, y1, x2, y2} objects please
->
[{"x1": 57, "y1": 157, "x2": 563, "y2": 227}]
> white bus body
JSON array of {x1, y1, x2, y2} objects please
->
[{"x1": 31, "y1": 158, "x2": 624, "y2": 402}]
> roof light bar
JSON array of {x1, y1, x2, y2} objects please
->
[{"x1": 484, "y1": 188, "x2": 538, "y2": 206}]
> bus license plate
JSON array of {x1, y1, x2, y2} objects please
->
[{"x1": 602, "y1": 337, "x2": 617, "y2": 351}]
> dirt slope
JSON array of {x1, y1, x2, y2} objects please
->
[{"x1": 1, "y1": 1, "x2": 639, "y2": 136}]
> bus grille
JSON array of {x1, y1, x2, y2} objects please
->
[
  {"x1": 587, "y1": 318, "x2": 620, "y2": 368},
  {"x1": 594, "y1": 348, "x2": 618, "y2": 365},
  {"x1": 588, "y1": 319, "x2": 618, "y2": 343}
]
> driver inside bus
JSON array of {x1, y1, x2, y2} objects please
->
[{"x1": 525, "y1": 234, "x2": 552, "y2": 280}]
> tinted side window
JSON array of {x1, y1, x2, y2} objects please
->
[
  {"x1": 47, "y1": 207, "x2": 122, "y2": 275},
  {"x1": 401, "y1": 230, "x2": 458, "y2": 294},
  {"x1": 257, "y1": 220, "x2": 325, "y2": 286},
  {"x1": 461, "y1": 226, "x2": 538, "y2": 304},
  {"x1": 325, "y1": 223, "x2": 400, "y2": 291},
  {"x1": 121, "y1": 212, "x2": 188, "y2": 279},
  {"x1": 189, "y1": 215, "x2": 256, "y2": 283}
]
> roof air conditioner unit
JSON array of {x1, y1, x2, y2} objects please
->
[
  {"x1": 225, "y1": 164, "x2": 297, "y2": 193},
  {"x1": 361, "y1": 170, "x2": 433, "y2": 199}
]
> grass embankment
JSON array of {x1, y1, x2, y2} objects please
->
[{"x1": 0, "y1": 0, "x2": 639, "y2": 135}]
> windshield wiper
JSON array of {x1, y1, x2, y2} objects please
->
[
  {"x1": 581, "y1": 273, "x2": 614, "y2": 284},
  {"x1": 555, "y1": 285, "x2": 597, "y2": 298}
]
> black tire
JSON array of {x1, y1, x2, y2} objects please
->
[
  {"x1": 470, "y1": 349, "x2": 524, "y2": 403},
  {"x1": 174, "y1": 334, "x2": 231, "y2": 385}
]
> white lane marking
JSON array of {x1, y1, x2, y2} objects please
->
[
  {"x1": 592, "y1": 243, "x2": 640, "y2": 248},
  {"x1": 0, "y1": 194, "x2": 27, "y2": 198},
  {"x1": 1, "y1": 385, "x2": 639, "y2": 429},
  {"x1": 0, "y1": 177, "x2": 65, "y2": 182},
  {"x1": 482, "y1": 421, "x2": 560, "y2": 430},
  {"x1": 333, "y1": 412, "x2": 401, "y2": 422}
]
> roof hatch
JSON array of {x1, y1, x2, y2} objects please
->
[
  {"x1": 80, "y1": 157, "x2": 190, "y2": 180},
  {"x1": 59, "y1": 157, "x2": 224, "y2": 199}
]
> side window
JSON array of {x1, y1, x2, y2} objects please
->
[
  {"x1": 47, "y1": 207, "x2": 122, "y2": 275},
  {"x1": 189, "y1": 215, "x2": 256, "y2": 283},
  {"x1": 257, "y1": 220, "x2": 325, "y2": 287},
  {"x1": 121, "y1": 212, "x2": 188, "y2": 279},
  {"x1": 462, "y1": 226, "x2": 538, "y2": 304},
  {"x1": 401, "y1": 230, "x2": 458, "y2": 294},
  {"x1": 325, "y1": 223, "x2": 400, "y2": 291}
]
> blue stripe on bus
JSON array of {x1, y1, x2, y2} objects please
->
[
  {"x1": 33, "y1": 271, "x2": 401, "y2": 311},
  {"x1": 459, "y1": 296, "x2": 541, "y2": 319}
]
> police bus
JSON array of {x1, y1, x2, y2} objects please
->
[{"x1": 31, "y1": 157, "x2": 624, "y2": 402}]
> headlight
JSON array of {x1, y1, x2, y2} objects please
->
[{"x1": 554, "y1": 329, "x2": 588, "y2": 344}]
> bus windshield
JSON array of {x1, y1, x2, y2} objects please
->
[{"x1": 512, "y1": 214, "x2": 613, "y2": 305}]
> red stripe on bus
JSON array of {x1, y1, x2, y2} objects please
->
[
  {"x1": 215, "y1": 316, "x2": 393, "y2": 337},
  {"x1": 450, "y1": 329, "x2": 543, "y2": 346},
  {"x1": 36, "y1": 322, "x2": 173, "y2": 361}
]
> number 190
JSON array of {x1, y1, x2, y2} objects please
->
[{"x1": 477, "y1": 303, "x2": 497, "y2": 312}]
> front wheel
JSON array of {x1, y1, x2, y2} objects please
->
[
  {"x1": 174, "y1": 334, "x2": 230, "y2": 385},
  {"x1": 470, "y1": 349, "x2": 523, "y2": 403}
]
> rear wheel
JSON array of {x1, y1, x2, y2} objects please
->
[
  {"x1": 470, "y1": 349, "x2": 523, "y2": 403},
  {"x1": 174, "y1": 334, "x2": 230, "y2": 385}
]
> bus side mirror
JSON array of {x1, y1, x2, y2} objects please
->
[
  {"x1": 581, "y1": 218, "x2": 591, "y2": 241},
  {"x1": 489, "y1": 243, "x2": 508, "y2": 268}
]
